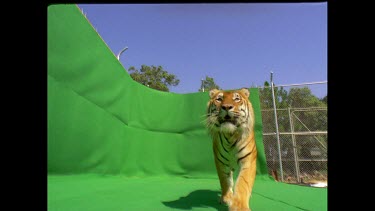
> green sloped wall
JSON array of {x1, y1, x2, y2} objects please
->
[{"x1": 47, "y1": 4, "x2": 269, "y2": 178}]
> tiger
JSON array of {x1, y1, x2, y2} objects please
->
[{"x1": 206, "y1": 88, "x2": 257, "y2": 211}]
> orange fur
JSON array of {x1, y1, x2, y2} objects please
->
[{"x1": 206, "y1": 88, "x2": 257, "y2": 211}]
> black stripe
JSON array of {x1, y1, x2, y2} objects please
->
[
  {"x1": 219, "y1": 133, "x2": 229, "y2": 153},
  {"x1": 231, "y1": 138, "x2": 240, "y2": 148},
  {"x1": 237, "y1": 151, "x2": 252, "y2": 164},
  {"x1": 217, "y1": 148, "x2": 229, "y2": 162},
  {"x1": 207, "y1": 103, "x2": 217, "y2": 116},
  {"x1": 239, "y1": 120, "x2": 247, "y2": 125},
  {"x1": 215, "y1": 143, "x2": 229, "y2": 162},
  {"x1": 238, "y1": 141, "x2": 250, "y2": 153},
  {"x1": 250, "y1": 142, "x2": 256, "y2": 152},
  {"x1": 216, "y1": 156, "x2": 230, "y2": 167},
  {"x1": 238, "y1": 103, "x2": 249, "y2": 125},
  {"x1": 243, "y1": 103, "x2": 249, "y2": 121},
  {"x1": 207, "y1": 103, "x2": 211, "y2": 114},
  {"x1": 223, "y1": 134, "x2": 230, "y2": 144}
]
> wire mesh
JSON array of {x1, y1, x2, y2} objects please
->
[{"x1": 258, "y1": 82, "x2": 327, "y2": 184}]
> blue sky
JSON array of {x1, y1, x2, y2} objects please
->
[{"x1": 77, "y1": 3, "x2": 327, "y2": 98}]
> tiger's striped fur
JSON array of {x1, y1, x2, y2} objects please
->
[{"x1": 206, "y1": 88, "x2": 257, "y2": 211}]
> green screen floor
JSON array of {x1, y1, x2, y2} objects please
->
[{"x1": 48, "y1": 174, "x2": 326, "y2": 211}]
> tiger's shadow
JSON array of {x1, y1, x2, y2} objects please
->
[{"x1": 162, "y1": 189, "x2": 227, "y2": 210}]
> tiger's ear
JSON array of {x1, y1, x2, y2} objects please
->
[
  {"x1": 240, "y1": 88, "x2": 250, "y2": 98},
  {"x1": 209, "y1": 89, "x2": 219, "y2": 99}
]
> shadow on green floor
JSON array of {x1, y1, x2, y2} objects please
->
[{"x1": 162, "y1": 189, "x2": 228, "y2": 210}]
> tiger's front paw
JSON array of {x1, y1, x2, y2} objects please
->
[
  {"x1": 229, "y1": 197, "x2": 251, "y2": 211},
  {"x1": 229, "y1": 205, "x2": 251, "y2": 211},
  {"x1": 229, "y1": 208, "x2": 251, "y2": 211},
  {"x1": 219, "y1": 191, "x2": 233, "y2": 206}
]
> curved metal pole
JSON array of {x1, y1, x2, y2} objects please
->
[{"x1": 117, "y1": 46, "x2": 128, "y2": 60}]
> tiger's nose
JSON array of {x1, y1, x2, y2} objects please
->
[{"x1": 221, "y1": 104, "x2": 233, "y2": 111}]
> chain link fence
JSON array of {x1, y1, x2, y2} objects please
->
[{"x1": 258, "y1": 79, "x2": 327, "y2": 184}]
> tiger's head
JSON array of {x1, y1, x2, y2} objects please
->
[{"x1": 206, "y1": 88, "x2": 254, "y2": 136}]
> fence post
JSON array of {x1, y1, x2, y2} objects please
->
[
  {"x1": 270, "y1": 72, "x2": 284, "y2": 182},
  {"x1": 288, "y1": 108, "x2": 301, "y2": 183}
]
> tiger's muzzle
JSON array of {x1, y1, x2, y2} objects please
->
[{"x1": 218, "y1": 109, "x2": 239, "y2": 125}]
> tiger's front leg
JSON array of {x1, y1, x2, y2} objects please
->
[
  {"x1": 214, "y1": 157, "x2": 234, "y2": 206},
  {"x1": 230, "y1": 150, "x2": 257, "y2": 211},
  {"x1": 213, "y1": 142, "x2": 234, "y2": 206}
]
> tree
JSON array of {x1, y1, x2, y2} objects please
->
[
  {"x1": 258, "y1": 81, "x2": 289, "y2": 133},
  {"x1": 199, "y1": 76, "x2": 220, "y2": 92},
  {"x1": 259, "y1": 82, "x2": 327, "y2": 174},
  {"x1": 321, "y1": 95, "x2": 327, "y2": 104},
  {"x1": 128, "y1": 65, "x2": 180, "y2": 92},
  {"x1": 287, "y1": 87, "x2": 327, "y2": 131},
  {"x1": 259, "y1": 81, "x2": 288, "y2": 109}
]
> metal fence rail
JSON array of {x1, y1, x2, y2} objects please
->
[{"x1": 257, "y1": 74, "x2": 327, "y2": 184}]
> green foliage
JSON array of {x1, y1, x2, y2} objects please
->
[
  {"x1": 259, "y1": 82, "x2": 327, "y2": 133},
  {"x1": 259, "y1": 81, "x2": 327, "y2": 109},
  {"x1": 199, "y1": 76, "x2": 220, "y2": 92},
  {"x1": 321, "y1": 95, "x2": 327, "y2": 104},
  {"x1": 259, "y1": 81, "x2": 290, "y2": 133},
  {"x1": 259, "y1": 81, "x2": 327, "y2": 173},
  {"x1": 287, "y1": 87, "x2": 326, "y2": 108},
  {"x1": 259, "y1": 81, "x2": 289, "y2": 109},
  {"x1": 128, "y1": 65, "x2": 180, "y2": 92}
]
